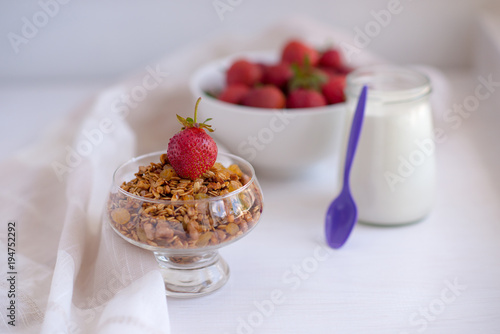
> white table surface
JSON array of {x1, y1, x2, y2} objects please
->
[{"x1": 2, "y1": 69, "x2": 499, "y2": 333}]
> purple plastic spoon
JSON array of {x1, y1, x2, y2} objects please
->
[{"x1": 325, "y1": 85, "x2": 367, "y2": 249}]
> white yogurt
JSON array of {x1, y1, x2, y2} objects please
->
[{"x1": 346, "y1": 66, "x2": 435, "y2": 225}]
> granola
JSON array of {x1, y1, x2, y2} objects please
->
[{"x1": 108, "y1": 154, "x2": 262, "y2": 249}]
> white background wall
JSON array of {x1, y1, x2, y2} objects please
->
[{"x1": 1, "y1": 0, "x2": 499, "y2": 82}]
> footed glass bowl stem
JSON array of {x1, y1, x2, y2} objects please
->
[{"x1": 153, "y1": 250, "x2": 229, "y2": 298}]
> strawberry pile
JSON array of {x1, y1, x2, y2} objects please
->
[{"x1": 215, "y1": 39, "x2": 351, "y2": 109}]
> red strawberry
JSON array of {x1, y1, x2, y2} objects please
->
[
  {"x1": 167, "y1": 98, "x2": 218, "y2": 180},
  {"x1": 318, "y1": 48, "x2": 343, "y2": 69},
  {"x1": 317, "y1": 66, "x2": 339, "y2": 78},
  {"x1": 322, "y1": 75, "x2": 346, "y2": 104},
  {"x1": 262, "y1": 63, "x2": 293, "y2": 88},
  {"x1": 226, "y1": 59, "x2": 262, "y2": 86},
  {"x1": 286, "y1": 89, "x2": 327, "y2": 108},
  {"x1": 242, "y1": 86, "x2": 286, "y2": 109},
  {"x1": 218, "y1": 84, "x2": 250, "y2": 104},
  {"x1": 281, "y1": 40, "x2": 319, "y2": 66},
  {"x1": 256, "y1": 62, "x2": 269, "y2": 75},
  {"x1": 319, "y1": 65, "x2": 353, "y2": 78},
  {"x1": 336, "y1": 65, "x2": 354, "y2": 75}
]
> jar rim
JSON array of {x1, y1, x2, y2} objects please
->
[{"x1": 345, "y1": 65, "x2": 431, "y2": 104}]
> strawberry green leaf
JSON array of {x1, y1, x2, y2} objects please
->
[{"x1": 175, "y1": 98, "x2": 216, "y2": 133}]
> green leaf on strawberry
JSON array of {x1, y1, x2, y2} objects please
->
[
  {"x1": 288, "y1": 56, "x2": 329, "y2": 92},
  {"x1": 175, "y1": 98, "x2": 214, "y2": 133}
]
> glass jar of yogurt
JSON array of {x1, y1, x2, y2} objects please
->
[{"x1": 345, "y1": 65, "x2": 435, "y2": 225}]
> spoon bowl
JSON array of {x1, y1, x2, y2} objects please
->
[{"x1": 325, "y1": 186, "x2": 357, "y2": 248}]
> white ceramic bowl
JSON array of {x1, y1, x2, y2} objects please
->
[{"x1": 189, "y1": 51, "x2": 348, "y2": 177}]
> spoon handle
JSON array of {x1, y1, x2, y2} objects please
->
[{"x1": 343, "y1": 85, "x2": 368, "y2": 182}]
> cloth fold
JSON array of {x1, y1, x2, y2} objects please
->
[{"x1": 0, "y1": 16, "x2": 449, "y2": 334}]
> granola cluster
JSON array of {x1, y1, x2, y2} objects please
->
[{"x1": 107, "y1": 154, "x2": 263, "y2": 249}]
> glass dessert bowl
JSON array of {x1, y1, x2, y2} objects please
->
[{"x1": 105, "y1": 151, "x2": 264, "y2": 298}]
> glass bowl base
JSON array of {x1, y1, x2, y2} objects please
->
[{"x1": 154, "y1": 251, "x2": 230, "y2": 298}]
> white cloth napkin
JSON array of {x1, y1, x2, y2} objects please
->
[{"x1": 0, "y1": 16, "x2": 449, "y2": 334}]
